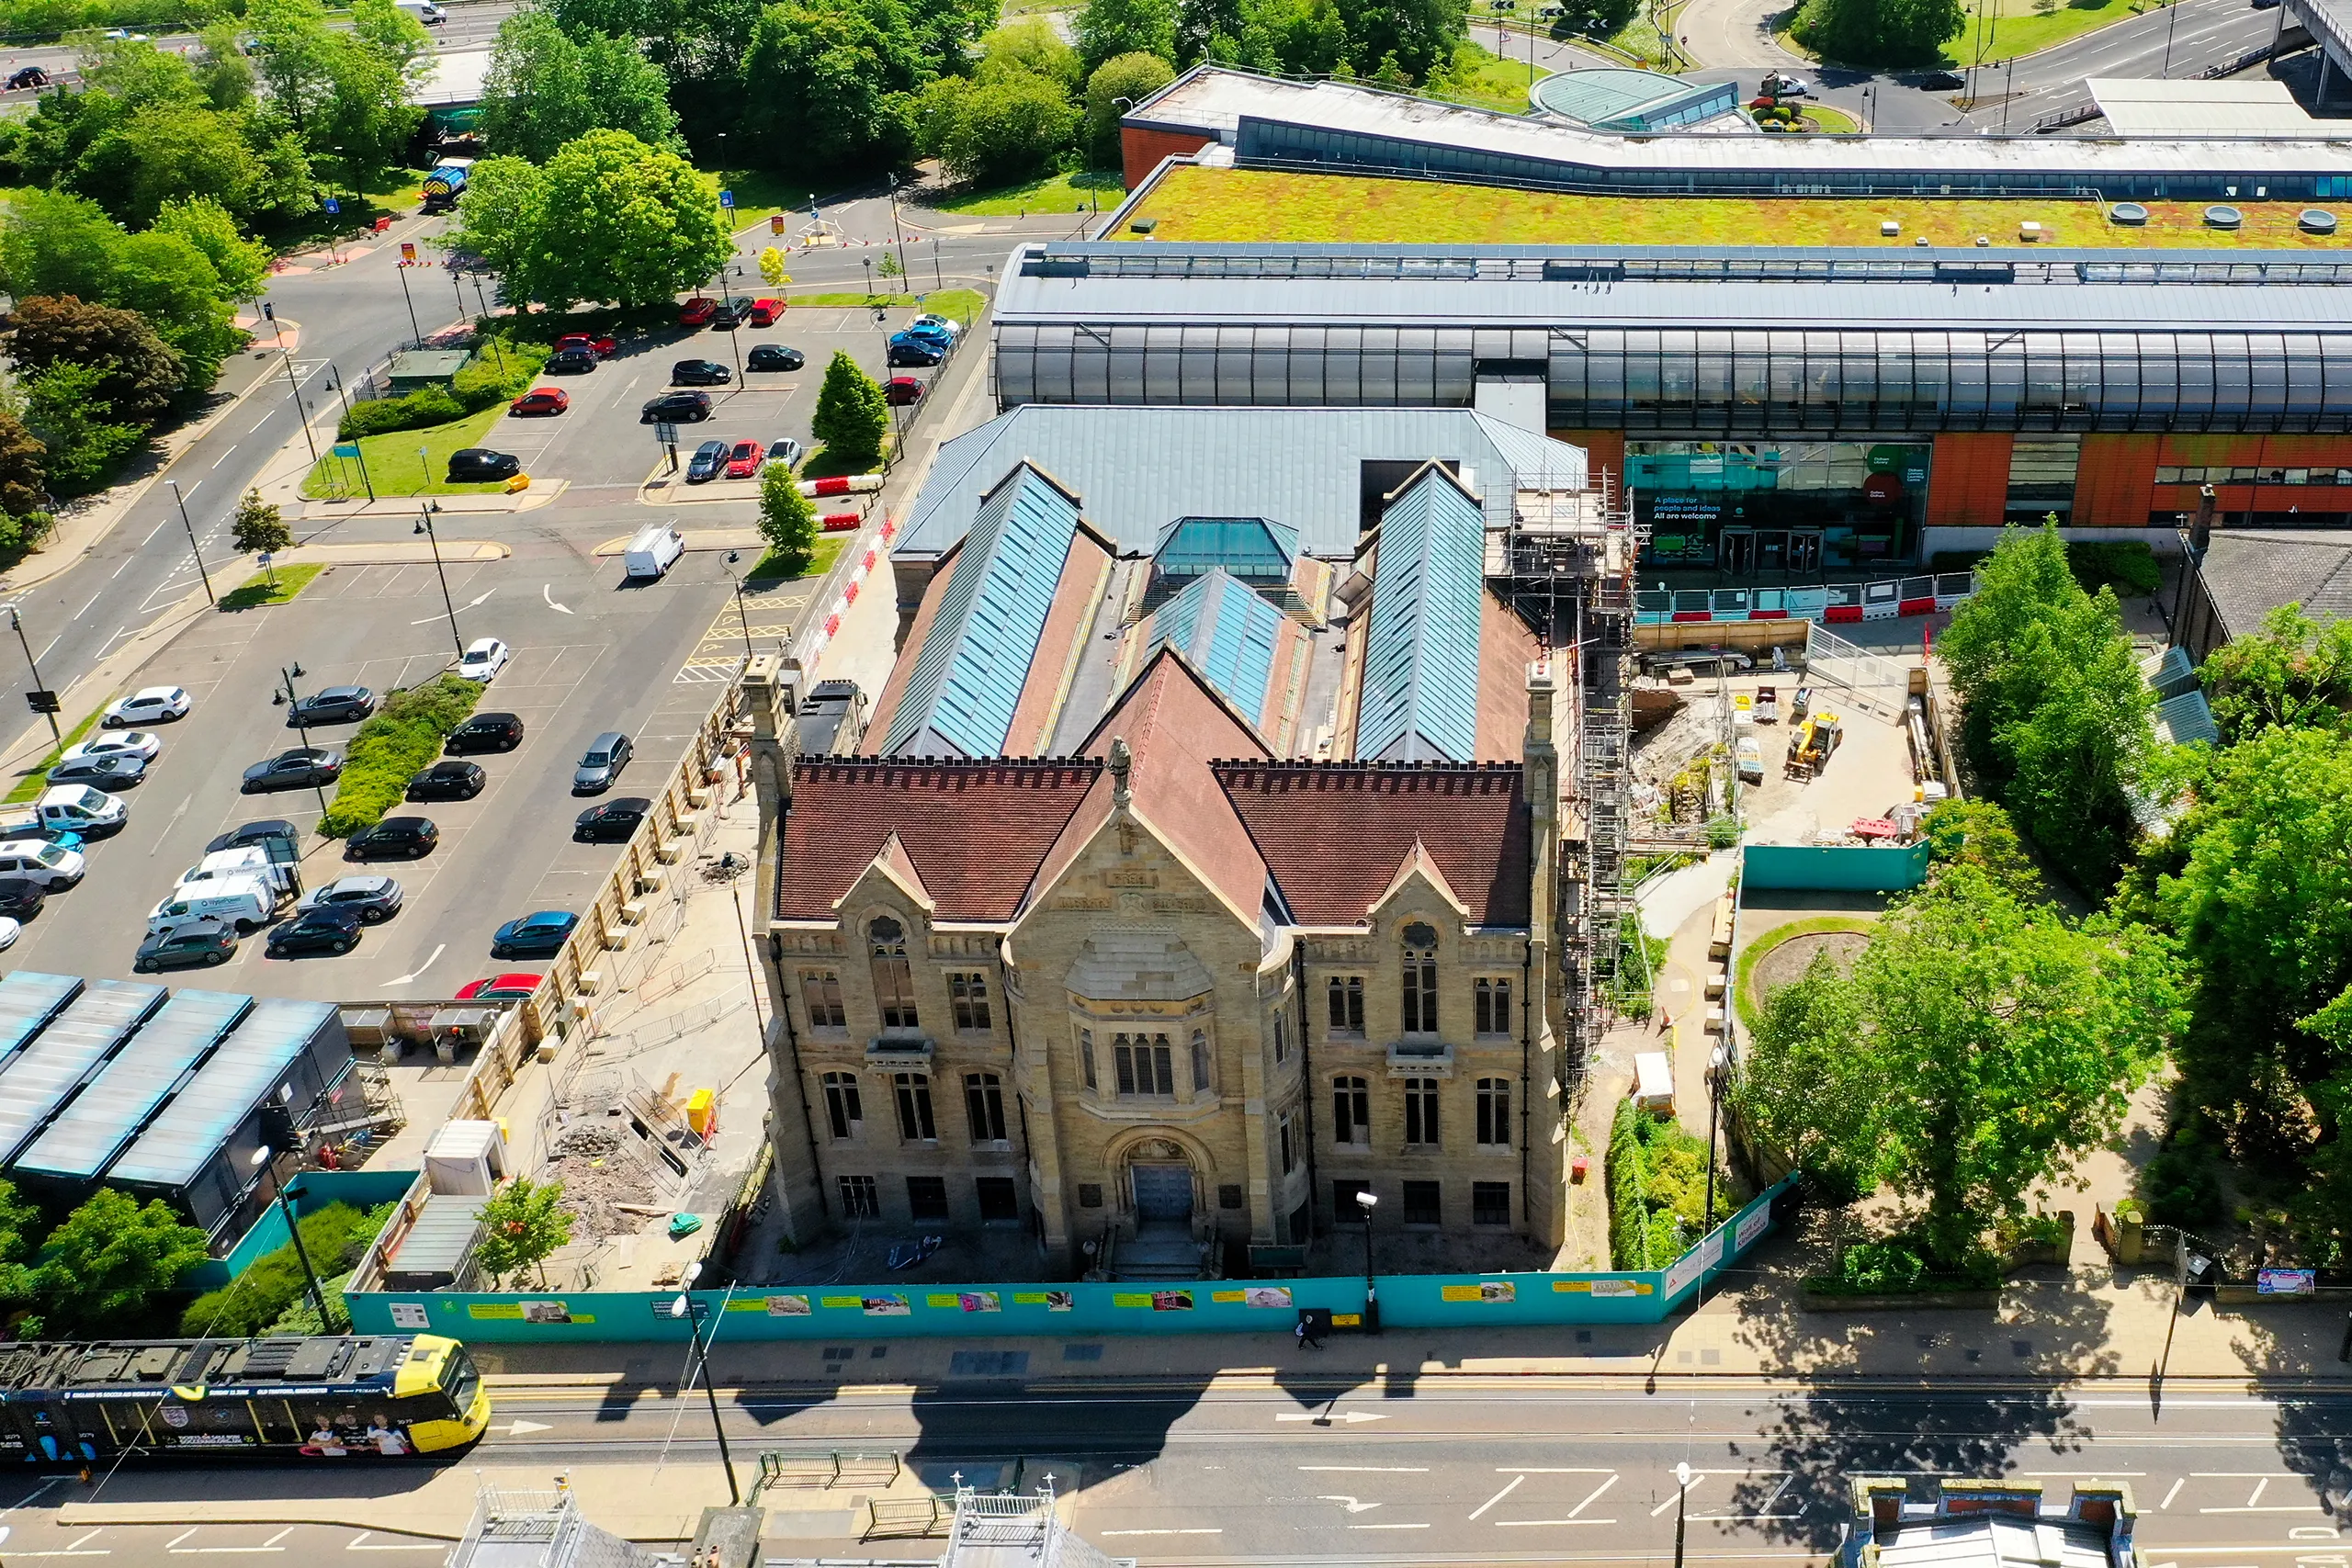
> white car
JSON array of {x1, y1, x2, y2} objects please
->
[
  {"x1": 60, "y1": 730, "x2": 161, "y2": 765},
  {"x1": 0, "y1": 917, "x2": 20, "y2": 952},
  {"x1": 103, "y1": 686, "x2": 191, "y2": 728},
  {"x1": 910, "y1": 313, "x2": 963, "y2": 339},
  {"x1": 458, "y1": 637, "x2": 512, "y2": 682}
]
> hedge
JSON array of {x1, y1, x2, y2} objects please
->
[
  {"x1": 335, "y1": 340, "x2": 548, "y2": 443},
  {"x1": 1605, "y1": 1098, "x2": 1719, "y2": 1270},
  {"x1": 1804, "y1": 1234, "x2": 2001, "y2": 1296},
  {"x1": 319, "y1": 673, "x2": 485, "y2": 837},
  {"x1": 178, "y1": 1201, "x2": 395, "y2": 1338}
]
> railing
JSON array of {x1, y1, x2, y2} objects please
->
[{"x1": 1633, "y1": 572, "x2": 1976, "y2": 626}]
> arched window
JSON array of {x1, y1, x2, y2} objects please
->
[
  {"x1": 1114, "y1": 1032, "x2": 1175, "y2": 1098},
  {"x1": 820, "y1": 1071, "x2": 862, "y2": 1141},
  {"x1": 892, "y1": 1071, "x2": 935, "y2": 1141},
  {"x1": 869, "y1": 916, "x2": 918, "y2": 1029},
  {"x1": 1332, "y1": 1075, "x2": 1369, "y2": 1145},
  {"x1": 1476, "y1": 1077, "x2": 1510, "y2": 1148},
  {"x1": 1401, "y1": 922, "x2": 1439, "y2": 1034}
]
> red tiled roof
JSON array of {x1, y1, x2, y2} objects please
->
[
  {"x1": 776, "y1": 759, "x2": 1105, "y2": 921},
  {"x1": 1213, "y1": 762, "x2": 1532, "y2": 928}
]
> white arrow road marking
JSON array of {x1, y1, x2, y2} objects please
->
[
  {"x1": 545, "y1": 585, "x2": 572, "y2": 614},
  {"x1": 494, "y1": 1419, "x2": 552, "y2": 1436},
  {"x1": 1277, "y1": 1410, "x2": 1388, "y2": 1423},
  {"x1": 1317, "y1": 1497, "x2": 1380, "y2": 1515},
  {"x1": 380, "y1": 943, "x2": 445, "y2": 987},
  {"x1": 151, "y1": 795, "x2": 192, "y2": 854},
  {"x1": 410, "y1": 591, "x2": 492, "y2": 626}
]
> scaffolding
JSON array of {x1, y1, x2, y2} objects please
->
[{"x1": 1487, "y1": 469, "x2": 1645, "y2": 1095}]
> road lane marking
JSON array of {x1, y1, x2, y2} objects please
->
[
  {"x1": 149, "y1": 795, "x2": 192, "y2": 853},
  {"x1": 1, "y1": 1479, "x2": 63, "y2": 1511},
  {"x1": 1495, "y1": 1517, "x2": 1620, "y2": 1528},
  {"x1": 212, "y1": 446, "x2": 236, "y2": 467},
  {"x1": 345, "y1": 1536, "x2": 445, "y2": 1552},
  {"x1": 1276, "y1": 1411, "x2": 1386, "y2": 1423},
  {"x1": 1298, "y1": 1466, "x2": 1425, "y2": 1472},
  {"x1": 1346, "y1": 1522, "x2": 1428, "y2": 1530},
  {"x1": 74, "y1": 592, "x2": 100, "y2": 617},
  {"x1": 2162, "y1": 1479, "x2": 2186, "y2": 1509},
  {"x1": 178, "y1": 480, "x2": 200, "y2": 503},
  {"x1": 1317, "y1": 1496, "x2": 1380, "y2": 1514},
  {"x1": 1498, "y1": 1468, "x2": 1615, "y2": 1473},
  {"x1": 247, "y1": 413, "x2": 275, "y2": 434},
  {"x1": 1099, "y1": 1529, "x2": 1221, "y2": 1538},
  {"x1": 1468, "y1": 1475, "x2": 1523, "y2": 1519}
]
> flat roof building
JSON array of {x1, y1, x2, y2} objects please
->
[{"x1": 1528, "y1": 68, "x2": 1740, "y2": 134}]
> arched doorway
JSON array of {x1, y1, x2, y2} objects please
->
[{"x1": 1120, "y1": 1138, "x2": 1201, "y2": 1279}]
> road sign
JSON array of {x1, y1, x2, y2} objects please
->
[
  {"x1": 400, "y1": 242, "x2": 417, "y2": 264},
  {"x1": 718, "y1": 189, "x2": 734, "y2": 209},
  {"x1": 25, "y1": 690, "x2": 58, "y2": 715},
  {"x1": 770, "y1": 213, "x2": 786, "y2": 234},
  {"x1": 261, "y1": 301, "x2": 274, "y2": 319},
  {"x1": 654, "y1": 421, "x2": 679, "y2": 446},
  {"x1": 258, "y1": 552, "x2": 274, "y2": 567},
  {"x1": 322, "y1": 197, "x2": 340, "y2": 214},
  {"x1": 332, "y1": 442, "x2": 360, "y2": 458}
]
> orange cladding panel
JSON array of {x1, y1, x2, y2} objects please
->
[
  {"x1": 1926, "y1": 434, "x2": 2013, "y2": 527},
  {"x1": 2071, "y1": 435, "x2": 2158, "y2": 526},
  {"x1": 1554, "y1": 430, "x2": 1625, "y2": 491},
  {"x1": 1122, "y1": 129, "x2": 1216, "y2": 190}
]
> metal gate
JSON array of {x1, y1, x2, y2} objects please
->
[{"x1": 1131, "y1": 1164, "x2": 1193, "y2": 1221}]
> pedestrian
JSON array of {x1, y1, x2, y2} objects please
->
[
  {"x1": 2338, "y1": 1308, "x2": 2351, "y2": 1363},
  {"x1": 1296, "y1": 1314, "x2": 1323, "y2": 1350}
]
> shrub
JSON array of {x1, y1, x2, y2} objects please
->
[
  {"x1": 447, "y1": 339, "x2": 548, "y2": 412},
  {"x1": 1811, "y1": 1232, "x2": 2002, "y2": 1294},
  {"x1": 319, "y1": 674, "x2": 485, "y2": 837},
  {"x1": 2139, "y1": 1123, "x2": 2227, "y2": 1230},
  {"x1": 337, "y1": 385, "x2": 464, "y2": 441},
  {"x1": 181, "y1": 1202, "x2": 393, "y2": 1338},
  {"x1": 1606, "y1": 1099, "x2": 1720, "y2": 1269},
  {"x1": 2065, "y1": 539, "x2": 2161, "y2": 599}
]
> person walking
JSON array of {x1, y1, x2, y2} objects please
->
[{"x1": 1296, "y1": 1314, "x2": 1324, "y2": 1350}]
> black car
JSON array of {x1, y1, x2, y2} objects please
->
[
  {"x1": 346, "y1": 816, "x2": 438, "y2": 859},
  {"x1": 209, "y1": 818, "x2": 300, "y2": 855},
  {"x1": 266, "y1": 905, "x2": 363, "y2": 957},
  {"x1": 1917, "y1": 69, "x2": 1965, "y2": 88},
  {"x1": 135, "y1": 917, "x2": 235, "y2": 972},
  {"x1": 888, "y1": 340, "x2": 944, "y2": 368},
  {"x1": 747, "y1": 344, "x2": 805, "y2": 372},
  {"x1": 640, "y1": 389, "x2": 714, "y2": 424},
  {"x1": 446, "y1": 712, "x2": 525, "y2": 754},
  {"x1": 685, "y1": 439, "x2": 730, "y2": 483},
  {"x1": 288, "y1": 684, "x2": 375, "y2": 726},
  {"x1": 0, "y1": 876, "x2": 44, "y2": 919},
  {"x1": 243, "y1": 748, "x2": 343, "y2": 792},
  {"x1": 47, "y1": 752, "x2": 146, "y2": 791},
  {"x1": 709, "y1": 296, "x2": 760, "y2": 328},
  {"x1": 6, "y1": 66, "x2": 49, "y2": 89},
  {"x1": 546, "y1": 346, "x2": 599, "y2": 374},
  {"x1": 406, "y1": 760, "x2": 486, "y2": 800},
  {"x1": 447, "y1": 448, "x2": 520, "y2": 482},
  {"x1": 574, "y1": 796, "x2": 652, "y2": 842},
  {"x1": 671, "y1": 359, "x2": 730, "y2": 387}
]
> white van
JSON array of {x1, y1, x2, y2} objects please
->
[
  {"x1": 394, "y1": 0, "x2": 445, "y2": 21},
  {"x1": 147, "y1": 875, "x2": 273, "y2": 935},
  {"x1": 0, "y1": 840, "x2": 84, "y2": 889},
  {"x1": 623, "y1": 525, "x2": 685, "y2": 581},
  {"x1": 177, "y1": 847, "x2": 294, "y2": 902}
]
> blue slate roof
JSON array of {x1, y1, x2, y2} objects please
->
[
  {"x1": 1356, "y1": 463, "x2": 1487, "y2": 762},
  {"x1": 1141, "y1": 569, "x2": 1284, "y2": 728}
]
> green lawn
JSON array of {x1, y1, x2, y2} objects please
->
[
  {"x1": 783, "y1": 288, "x2": 986, "y2": 322},
  {"x1": 928, "y1": 168, "x2": 1128, "y2": 216},
  {"x1": 219, "y1": 561, "x2": 327, "y2": 611},
  {"x1": 1956, "y1": 0, "x2": 2165, "y2": 64},
  {"x1": 1801, "y1": 103, "x2": 1861, "y2": 132},
  {"x1": 300, "y1": 404, "x2": 514, "y2": 500},
  {"x1": 746, "y1": 533, "x2": 850, "y2": 583},
  {"x1": 1431, "y1": 39, "x2": 1544, "y2": 114},
  {"x1": 1735, "y1": 916, "x2": 1876, "y2": 1030},
  {"x1": 4, "y1": 706, "x2": 104, "y2": 806},
  {"x1": 1122, "y1": 165, "x2": 2352, "y2": 250}
]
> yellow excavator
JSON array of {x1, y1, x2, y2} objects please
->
[{"x1": 1785, "y1": 711, "x2": 1842, "y2": 779}]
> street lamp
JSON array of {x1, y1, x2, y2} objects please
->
[
  {"x1": 1353, "y1": 1189, "x2": 1380, "y2": 1335},
  {"x1": 413, "y1": 500, "x2": 466, "y2": 661},
  {"x1": 251, "y1": 1145, "x2": 331, "y2": 1327},
  {"x1": 271, "y1": 660, "x2": 334, "y2": 817},
  {"x1": 6, "y1": 604, "x2": 60, "y2": 750},
  {"x1": 394, "y1": 254, "x2": 424, "y2": 348},
  {"x1": 164, "y1": 478, "x2": 217, "y2": 605},
  {"x1": 722, "y1": 551, "x2": 754, "y2": 661},
  {"x1": 671, "y1": 1262, "x2": 741, "y2": 1505},
  {"x1": 1672, "y1": 1461, "x2": 1691, "y2": 1568}
]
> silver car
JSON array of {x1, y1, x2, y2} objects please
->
[
  {"x1": 572, "y1": 731, "x2": 633, "y2": 793},
  {"x1": 294, "y1": 874, "x2": 404, "y2": 923}
]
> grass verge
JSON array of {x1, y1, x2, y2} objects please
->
[
  {"x1": 1801, "y1": 103, "x2": 1860, "y2": 132},
  {"x1": 1431, "y1": 39, "x2": 1543, "y2": 114},
  {"x1": 1734, "y1": 915, "x2": 1876, "y2": 1030},
  {"x1": 747, "y1": 533, "x2": 849, "y2": 583},
  {"x1": 1957, "y1": 0, "x2": 2158, "y2": 63},
  {"x1": 301, "y1": 404, "x2": 511, "y2": 500},
  {"x1": 3, "y1": 706, "x2": 105, "y2": 806},
  {"x1": 219, "y1": 561, "x2": 326, "y2": 612},
  {"x1": 783, "y1": 288, "x2": 987, "y2": 321},
  {"x1": 318, "y1": 673, "x2": 484, "y2": 836},
  {"x1": 927, "y1": 169, "x2": 1125, "y2": 216}
]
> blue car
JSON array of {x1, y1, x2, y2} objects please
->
[
  {"x1": 899, "y1": 320, "x2": 953, "y2": 347},
  {"x1": 887, "y1": 333, "x2": 944, "y2": 368},
  {"x1": 492, "y1": 909, "x2": 577, "y2": 958}
]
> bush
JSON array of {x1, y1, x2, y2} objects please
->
[
  {"x1": 334, "y1": 342, "x2": 547, "y2": 441},
  {"x1": 1606, "y1": 1099, "x2": 1720, "y2": 1269},
  {"x1": 0, "y1": 511, "x2": 57, "y2": 555},
  {"x1": 1809, "y1": 1232, "x2": 2002, "y2": 1294},
  {"x1": 319, "y1": 674, "x2": 485, "y2": 837},
  {"x1": 2065, "y1": 540, "x2": 2162, "y2": 599},
  {"x1": 181, "y1": 1202, "x2": 393, "y2": 1338},
  {"x1": 337, "y1": 385, "x2": 464, "y2": 441},
  {"x1": 2139, "y1": 1123, "x2": 2227, "y2": 1229}
]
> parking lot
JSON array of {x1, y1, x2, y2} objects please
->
[
  {"x1": 1, "y1": 544, "x2": 749, "y2": 1002},
  {"x1": 487, "y1": 305, "x2": 957, "y2": 498}
]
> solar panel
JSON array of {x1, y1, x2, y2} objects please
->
[
  {"x1": 0, "y1": 972, "x2": 83, "y2": 1069},
  {"x1": 0, "y1": 979, "x2": 165, "y2": 1167},
  {"x1": 105, "y1": 998, "x2": 339, "y2": 1190},
  {"x1": 9, "y1": 989, "x2": 254, "y2": 1182}
]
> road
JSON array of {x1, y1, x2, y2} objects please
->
[{"x1": 0, "y1": 1377, "x2": 2345, "y2": 1562}]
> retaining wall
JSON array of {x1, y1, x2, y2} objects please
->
[{"x1": 183, "y1": 1168, "x2": 422, "y2": 1290}]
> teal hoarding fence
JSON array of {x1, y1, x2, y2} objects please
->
[
  {"x1": 183, "y1": 1169, "x2": 422, "y2": 1291},
  {"x1": 345, "y1": 1175, "x2": 1798, "y2": 1344},
  {"x1": 1742, "y1": 842, "x2": 1928, "y2": 893}
]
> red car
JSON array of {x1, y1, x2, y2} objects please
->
[
  {"x1": 884, "y1": 376, "x2": 925, "y2": 406},
  {"x1": 677, "y1": 297, "x2": 718, "y2": 328},
  {"x1": 748, "y1": 298, "x2": 785, "y2": 327},
  {"x1": 724, "y1": 438, "x2": 763, "y2": 479},
  {"x1": 456, "y1": 972, "x2": 542, "y2": 1001},
  {"x1": 552, "y1": 332, "x2": 616, "y2": 359},
  {"x1": 510, "y1": 387, "x2": 569, "y2": 416}
]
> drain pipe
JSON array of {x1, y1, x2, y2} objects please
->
[{"x1": 1520, "y1": 938, "x2": 1533, "y2": 1226}]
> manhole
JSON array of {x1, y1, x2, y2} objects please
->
[
  {"x1": 2204, "y1": 205, "x2": 2244, "y2": 230},
  {"x1": 2301, "y1": 208, "x2": 2337, "y2": 235},
  {"x1": 2109, "y1": 202, "x2": 2148, "y2": 226}
]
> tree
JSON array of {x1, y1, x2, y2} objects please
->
[
  {"x1": 445, "y1": 154, "x2": 546, "y2": 291},
  {"x1": 23, "y1": 362, "x2": 145, "y2": 493},
  {"x1": 112, "y1": 228, "x2": 241, "y2": 390},
  {"x1": 0, "y1": 411, "x2": 51, "y2": 520},
  {"x1": 0, "y1": 1178, "x2": 38, "y2": 1312},
  {"x1": 1917, "y1": 797, "x2": 2039, "y2": 900},
  {"x1": 1731, "y1": 865, "x2": 2177, "y2": 1271},
  {"x1": 1791, "y1": 0, "x2": 1963, "y2": 66},
  {"x1": 920, "y1": 70, "x2": 1081, "y2": 186},
  {"x1": 36, "y1": 1189, "x2": 209, "y2": 1335},
  {"x1": 480, "y1": 9, "x2": 681, "y2": 164},
  {"x1": 1085, "y1": 51, "x2": 1175, "y2": 165},
  {"x1": 454, "y1": 130, "x2": 730, "y2": 310},
  {"x1": 978, "y1": 17, "x2": 1082, "y2": 91},
  {"x1": 0, "y1": 188, "x2": 125, "y2": 304},
  {"x1": 247, "y1": 0, "x2": 427, "y2": 175},
  {"x1": 232, "y1": 487, "x2": 293, "y2": 581},
  {"x1": 1728, "y1": 949, "x2": 1876, "y2": 1202},
  {"x1": 738, "y1": 0, "x2": 929, "y2": 176},
  {"x1": 1334, "y1": 0, "x2": 1460, "y2": 81},
  {"x1": 810, "y1": 349, "x2": 890, "y2": 470},
  {"x1": 758, "y1": 461, "x2": 818, "y2": 576},
  {"x1": 194, "y1": 19, "x2": 258, "y2": 109},
  {"x1": 757, "y1": 245, "x2": 792, "y2": 288},
  {"x1": 153, "y1": 197, "x2": 275, "y2": 302},
  {"x1": 6, "y1": 295, "x2": 184, "y2": 427},
  {"x1": 1237, "y1": 0, "x2": 1349, "y2": 75},
  {"x1": 2199, "y1": 602, "x2": 2352, "y2": 745},
  {"x1": 471, "y1": 1178, "x2": 574, "y2": 1288},
  {"x1": 1079, "y1": 0, "x2": 1178, "y2": 71}
]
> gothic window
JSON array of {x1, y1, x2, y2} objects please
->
[
  {"x1": 1475, "y1": 977, "x2": 1512, "y2": 1036},
  {"x1": 892, "y1": 1071, "x2": 935, "y2": 1141},
  {"x1": 1114, "y1": 1033, "x2": 1175, "y2": 1098},
  {"x1": 868, "y1": 917, "x2": 918, "y2": 1029},
  {"x1": 820, "y1": 1071, "x2": 862, "y2": 1140},
  {"x1": 949, "y1": 971, "x2": 990, "y2": 1032},
  {"x1": 1476, "y1": 1077, "x2": 1511, "y2": 1148},
  {"x1": 801, "y1": 971, "x2": 845, "y2": 1029},
  {"x1": 1401, "y1": 922, "x2": 1439, "y2": 1034},
  {"x1": 1328, "y1": 975, "x2": 1364, "y2": 1034},
  {"x1": 1332, "y1": 1076, "x2": 1370, "y2": 1145},
  {"x1": 965, "y1": 1072, "x2": 1007, "y2": 1144},
  {"x1": 1191, "y1": 1030, "x2": 1212, "y2": 1094},
  {"x1": 1403, "y1": 1076, "x2": 1440, "y2": 1146},
  {"x1": 1279, "y1": 1111, "x2": 1298, "y2": 1175},
  {"x1": 1080, "y1": 1027, "x2": 1097, "y2": 1089}
]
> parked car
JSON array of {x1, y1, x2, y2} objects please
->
[
  {"x1": 491, "y1": 909, "x2": 578, "y2": 958},
  {"x1": 543, "y1": 347, "x2": 598, "y2": 375},
  {"x1": 640, "y1": 389, "x2": 713, "y2": 423},
  {"x1": 624, "y1": 525, "x2": 684, "y2": 580},
  {"x1": 134, "y1": 917, "x2": 235, "y2": 971},
  {"x1": 288, "y1": 685, "x2": 375, "y2": 726},
  {"x1": 148, "y1": 877, "x2": 273, "y2": 936},
  {"x1": 572, "y1": 731, "x2": 633, "y2": 793},
  {"x1": 458, "y1": 637, "x2": 512, "y2": 682},
  {"x1": 747, "y1": 344, "x2": 804, "y2": 371},
  {"x1": 553, "y1": 332, "x2": 616, "y2": 358},
  {"x1": 884, "y1": 377, "x2": 925, "y2": 406},
  {"x1": 677, "y1": 297, "x2": 718, "y2": 328},
  {"x1": 0, "y1": 916, "x2": 22, "y2": 951},
  {"x1": 296, "y1": 874, "x2": 404, "y2": 923},
  {"x1": 686, "y1": 439, "x2": 730, "y2": 483},
  {"x1": 766, "y1": 437, "x2": 803, "y2": 470},
  {"x1": 725, "y1": 439, "x2": 763, "y2": 479},
  {"x1": 243, "y1": 748, "x2": 343, "y2": 792},
  {"x1": 47, "y1": 752, "x2": 146, "y2": 791},
  {"x1": 909, "y1": 312, "x2": 962, "y2": 339},
  {"x1": 888, "y1": 336, "x2": 944, "y2": 367},
  {"x1": 60, "y1": 730, "x2": 160, "y2": 764},
  {"x1": 103, "y1": 685, "x2": 190, "y2": 727},
  {"x1": 898, "y1": 320, "x2": 954, "y2": 349},
  {"x1": 512, "y1": 388, "x2": 571, "y2": 415},
  {"x1": 0, "y1": 876, "x2": 44, "y2": 919},
  {"x1": 448, "y1": 448, "x2": 520, "y2": 482},
  {"x1": 209, "y1": 818, "x2": 300, "y2": 855},
  {"x1": 672, "y1": 359, "x2": 730, "y2": 387},
  {"x1": 1917, "y1": 69, "x2": 1965, "y2": 88},
  {"x1": 446, "y1": 712, "x2": 525, "y2": 753},
  {"x1": 709, "y1": 296, "x2": 761, "y2": 328},
  {"x1": 457, "y1": 972, "x2": 542, "y2": 1000},
  {"x1": 407, "y1": 760, "x2": 486, "y2": 801},
  {"x1": 573, "y1": 797, "x2": 651, "y2": 842},
  {"x1": 747, "y1": 299, "x2": 786, "y2": 326},
  {"x1": 0, "y1": 841, "x2": 81, "y2": 888},
  {"x1": 346, "y1": 816, "x2": 438, "y2": 859},
  {"x1": 267, "y1": 905, "x2": 363, "y2": 957}
]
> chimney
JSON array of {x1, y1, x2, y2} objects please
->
[{"x1": 2190, "y1": 484, "x2": 2216, "y2": 554}]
